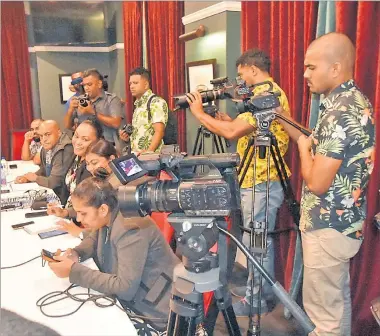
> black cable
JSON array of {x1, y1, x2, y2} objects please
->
[
  {"x1": 36, "y1": 284, "x2": 168, "y2": 323},
  {"x1": 1, "y1": 255, "x2": 41, "y2": 269}
]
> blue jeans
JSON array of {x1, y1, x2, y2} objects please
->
[{"x1": 241, "y1": 181, "x2": 284, "y2": 310}]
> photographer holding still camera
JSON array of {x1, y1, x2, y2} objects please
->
[
  {"x1": 187, "y1": 49, "x2": 291, "y2": 317},
  {"x1": 64, "y1": 68, "x2": 123, "y2": 148}
]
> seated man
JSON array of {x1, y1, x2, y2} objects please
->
[
  {"x1": 15, "y1": 120, "x2": 74, "y2": 203},
  {"x1": 49, "y1": 177, "x2": 180, "y2": 332},
  {"x1": 21, "y1": 118, "x2": 43, "y2": 165}
]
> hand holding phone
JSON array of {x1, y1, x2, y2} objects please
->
[{"x1": 41, "y1": 249, "x2": 61, "y2": 263}]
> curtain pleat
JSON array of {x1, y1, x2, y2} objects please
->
[
  {"x1": 1, "y1": 2, "x2": 34, "y2": 159},
  {"x1": 122, "y1": 2, "x2": 143, "y2": 124},
  {"x1": 145, "y1": 1, "x2": 186, "y2": 151}
]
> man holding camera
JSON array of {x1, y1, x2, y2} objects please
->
[
  {"x1": 276, "y1": 32, "x2": 375, "y2": 335},
  {"x1": 64, "y1": 68, "x2": 122, "y2": 147},
  {"x1": 119, "y1": 67, "x2": 168, "y2": 154},
  {"x1": 186, "y1": 49, "x2": 291, "y2": 317},
  {"x1": 21, "y1": 118, "x2": 43, "y2": 165}
]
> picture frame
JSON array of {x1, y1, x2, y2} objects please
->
[
  {"x1": 58, "y1": 74, "x2": 74, "y2": 104},
  {"x1": 186, "y1": 59, "x2": 216, "y2": 92}
]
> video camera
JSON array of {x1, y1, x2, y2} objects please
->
[
  {"x1": 173, "y1": 76, "x2": 234, "y2": 113},
  {"x1": 110, "y1": 152, "x2": 241, "y2": 218},
  {"x1": 235, "y1": 80, "x2": 281, "y2": 114},
  {"x1": 110, "y1": 151, "x2": 241, "y2": 267}
]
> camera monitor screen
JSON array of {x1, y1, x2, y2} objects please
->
[{"x1": 110, "y1": 154, "x2": 148, "y2": 185}]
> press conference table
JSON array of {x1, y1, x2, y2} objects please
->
[{"x1": 1, "y1": 161, "x2": 137, "y2": 336}]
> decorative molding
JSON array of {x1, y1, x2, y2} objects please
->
[
  {"x1": 28, "y1": 43, "x2": 125, "y2": 53},
  {"x1": 182, "y1": 1, "x2": 241, "y2": 26},
  {"x1": 24, "y1": 1, "x2": 31, "y2": 15}
]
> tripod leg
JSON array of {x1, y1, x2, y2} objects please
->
[
  {"x1": 192, "y1": 127, "x2": 203, "y2": 156},
  {"x1": 214, "y1": 285, "x2": 241, "y2": 336},
  {"x1": 167, "y1": 310, "x2": 177, "y2": 336},
  {"x1": 213, "y1": 134, "x2": 222, "y2": 154}
]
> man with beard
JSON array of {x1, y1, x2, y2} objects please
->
[{"x1": 21, "y1": 119, "x2": 44, "y2": 165}]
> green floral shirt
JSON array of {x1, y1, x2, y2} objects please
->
[
  {"x1": 300, "y1": 80, "x2": 375, "y2": 239},
  {"x1": 131, "y1": 89, "x2": 168, "y2": 152}
]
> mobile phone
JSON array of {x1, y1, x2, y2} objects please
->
[
  {"x1": 41, "y1": 249, "x2": 60, "y2": 263},
  {"x1": 11, "y1": 221, "x2": 35, "y2": 230},
  {"x1": 9, "y1": 164, "x2": 17, "y2": 169},
  {"x1": 25, "y1": 211, "x2": 48, "y2": 218},
  {"x1": 38, "y1": 230, "x2": 68, "y2": 240}
]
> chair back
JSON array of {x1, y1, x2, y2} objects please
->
[{"x1": 10, "y1": 129, "x2": 27, "y2": 160}]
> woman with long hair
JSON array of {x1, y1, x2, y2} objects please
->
[{"x1": 49, "y1": 177, "x2": 179, "y2": 333}]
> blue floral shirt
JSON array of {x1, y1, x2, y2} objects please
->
[{"x1": 300, "y1": 80, "x2": 376, "y2": 239}]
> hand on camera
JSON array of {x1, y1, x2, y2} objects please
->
[
  {"x1": 69, "y1": 97, "x2": 79, "y2": 110},
  {"x1": 56, "y1": 219, "x2": 84, "y2": 237},
  {"x1": 119, "y1": 129, "x2": 130, "y2": 142},
  {"x1": 186, "y1": 91, "x2": 205, "y2": 116},
  {"x1": 78, "y1": 103, "x2": 95, "y2": 115},
  {"x1": 24, "y1": 131, "x2": 34, "y2": 142}
]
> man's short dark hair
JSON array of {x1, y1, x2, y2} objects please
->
[
  {"x1": 129, "y1": 67, "x2": 151, "y2": 83},
  {"x1": 83, "y1": 68, "x2": 103, "y2": 81},
  {"x1": 236, "y1": 49, "x2": 271, "y2": 73}
]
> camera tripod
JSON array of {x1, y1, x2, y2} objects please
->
[
  {"x1": 192, "y1": 103, "x2": 230, "y2": 156},
  {"x1": 166, "y1": 218, "x2": 241, "y2": 336},
  {"x1": 237, "y1": 114, "x2": 302, "y2": 335}
]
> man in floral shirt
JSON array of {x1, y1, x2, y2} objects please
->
[
  {"x1": 120, "y1": 67, "x2": 168, "y2": 153},
  {"x1": 277, "y1": 32, "x2": 375, "y2": 335}
]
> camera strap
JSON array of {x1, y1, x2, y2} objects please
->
[{"x1": 146, "y1": 95, "x2": 157, "y2": 122}]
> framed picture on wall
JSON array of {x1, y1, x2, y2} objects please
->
[
  {"x1": 186, "y1": 59, "x2": 216, "y2": 92},
  {"x1": 58, "y1": 74, "x2": 74, "y2": 104}
]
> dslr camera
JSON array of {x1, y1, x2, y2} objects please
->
[
  {"x1": 122, "y1": 123, "x2": 134, "y2": 136},
  {"x1": 173, "y1": 77, "x2": 234, "y2": 114},
  {"x1": 78, "y1": 94, "x2": 90, "y2": 108}
]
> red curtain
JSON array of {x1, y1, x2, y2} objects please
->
[
  {"x1": 1, "y1": 2, "x2": 33, "y2": 160},
  {"x1": 122, "y1": 2, "x2": 143, "y2": 124},
  {"x1": 145, "y1": 1, "x2": 186, "y2": 151},
  {"x1": 242, "y1": 1, "x2": 318, "y2": 288},
  {"x1": 336, "y1": 2, "x2": 380, "y2": 335}
]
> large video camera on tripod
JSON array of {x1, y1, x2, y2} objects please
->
[{"x1": 108, "y1": 149, "x2": 315, "y2": 336}]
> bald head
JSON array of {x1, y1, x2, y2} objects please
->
[
  {"x1": 39, "y1": 120, "x2": 61, "y2": 150},
  {"x1": 304, "y1": 32, "x2": 356, "y2": 96},
  {"x1": 309, "y1": 32, "x2": 355, "y2": 72}
]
